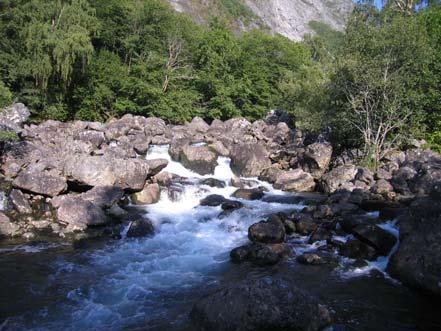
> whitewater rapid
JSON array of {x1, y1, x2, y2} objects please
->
[{"x1": 1, "y1": 144, "x2": 400, "y2": 331}]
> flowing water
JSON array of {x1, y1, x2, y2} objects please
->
[{"x1": 0, "y1": 145, "x2": 440, "y2": 331}]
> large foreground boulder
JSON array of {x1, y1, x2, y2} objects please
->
[
  {"x1": 230, "y1": 243, "x2": 292, "y2": 266},
  {"x1": 388, "y1": 186, "x2": 441, "y2": 297},
  {"x1": 230, "y1": 143, "x2": 271, "y2": 177},
  {"x1": 248, "y1": 218, "x2": 286, "y2": 244},
  {"x1": 190, "y1": 277, "x2": 331, "y2": 331}
]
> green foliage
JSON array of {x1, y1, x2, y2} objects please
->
[
  {"x1": 0, "y1": 130, "x2": 18, "y2": 142},
  {"x1": 0, "y1": 81, "x2": 13, "y2": 108}
]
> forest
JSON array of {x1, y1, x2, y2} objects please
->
[{"x1": 0, "y1": 0, "x2": 440, "y2": 165}]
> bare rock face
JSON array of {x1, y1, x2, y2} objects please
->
[{"x1": 190, "y1": 277, "x2": 331, "y2": 331}]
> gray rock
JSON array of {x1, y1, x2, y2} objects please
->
[
  {"x1": 232, "y1": 187, "x2": 265, "y2": 200},
  {"x1": 131, "y1": 183, "x2": 160, "y2": 205},
  {"x1": 13, "y1": 170, "x2": 67, "y2": 197},
  {"x1": 81, "y1": 186, "x2": 124, "y2": 208},
  {"x1": 230, "y1": 242, "x2": 292, "y2": 265},
  {"x1": 319, "y1": 165, "x2": 358, "y2": 193},
  {"x1": 230, "y1": 143, "x2": 271, "y2": 177},
  {"x1": 302, "y1": 143, "x2": 333, "y2": 179},
  {"x1": 352, "y1": 224, "x2": 397, "y2": 256},
  {"x1": 9, "y1": 189, "x2": 32, "y2": 214},
  {"x1": 57, "y1": 197, "x2": 108, "y2": 232},
  {"x1": 190, "y1": 277, "x2": 331, "y2": 331},
  {"x1": 0, "y1": 103, "x2": 30, "y2": 132},
  {"x1": 0, "y1": 212, "x2": 20, "y2": 237},
  {"x1": 180, "y1": 145, "x2": 217, "y2": 175},
  {"x1": 273, "y1": 169, "x2": 316, "y2": 192},
  {"x1": 75, "y1": 130, "x2": 106, "y2": 148}
]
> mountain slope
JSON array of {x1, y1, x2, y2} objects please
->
[{"x1": 167, "y1": 0, "x2": 354, "y2": 40}]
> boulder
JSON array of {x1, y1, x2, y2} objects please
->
[
  {"x1": 57, "y1": 197, "x2": 108, "y2": 232},
  {"x1": 0, "y1": 103, "x2": 30, "y2": 132},
  {"x1": 258, "y1": 166, "x2": 283, "y2": 184},
  {"x1": 200, "y1": 194, "x2": 228, "y2": 207},
  {"x1": 297, "y1": 253, "x2": 326, "y2": 265},
  {"x1": 180, "y1": 145, "x2": 217, "y2": 175},
  {"x1": 340, "y1": 239, "x2": 378, "y2": 261},
  {"x1": 352, "y1": 224, "x2": 397, "y2": 256},
  {"x1": 248, "y1": 218, "x2": 285, "y2": 244},
  {"x1": 0, "y1": 212, "x2": 20, "y2": 237},
  {"x1": 200, "y1": 178, "x2": 226, "y2": 188},
  {"x1": 188, "y1": 117, "x2": 210, "y2": 133},
  {"x1": 230, "y1": 143, "x2": 271, "y2": 177},
  {"x1": 13, "y1": 170, "x2": 67, "y2": 197},
  {"x1": 388, "y1": 189, "x2": 441, "y2": 297},
  {"x1": 190, "y1": 277, "x2": 331, "y2": 331},
  {"x1": 63, "y1": 155, "x2": 151, "y2": 191},
  {"x1": 131, "y1": 183, "x2": 160, "y2": 205},
  {"x1": 75, "y1": 130, "x2": 106, "y2": 148},
  {"x1": 126, "y1": 218, "x2": 155, "y2": 238},
  {"x1": 273, "y1": 169, "x2": 316, "y2": 192},
  {"x1": 81, "y1": 186, "x2": 124, "y2": 208},
  {"x1": 301, "y1": 143, "x2": 333, "y2": 179},
  {"x1": 9, "y1": 189, "x2": 32, "y2": 214},
  {"x1": 319, "y1": 165, "x2": 358, "y2": 193},
  {"x1": 232, "y1": 187, "x2": 265, "y2": 200},
  {"x1": 370, "y1": 179, "x2": 394, "y2": 195},
  {"x1": 230, "y1": 243, "x2": 292, "y2": 266},
  {"x1": 221, "y1": 200, "x2": 244, "y2": 211}
]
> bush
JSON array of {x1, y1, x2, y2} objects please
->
[{"x1": 0, "y1": 81, "x2": 13, "y2": 108}]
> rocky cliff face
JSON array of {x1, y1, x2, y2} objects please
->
[{"x1": 167, "y1": 0, "x2": 354, "y2": 40}]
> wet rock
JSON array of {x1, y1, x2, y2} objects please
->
[
  {"x1": 57, "y1": 197, "x2": 108, "y2": 232},
  {"x1": 230, "y1": 176, "x2": 259, "y2": 189},
  {"x1": 180, "y1": 145, "x2": 217, "y2": 175},
  {"x1": 230, "y1": 143, "x2": 271, "y2": 177},
  {"x1": 221, "y1": 200, "x2": 243, "y2": 211},
  {"x1": 340, "y1": 239, "x2": 378, "y2": 261},
  {"x1": 200, "y1": 178, "x2": 226, "y2": 188},
  {"x1": 230, "y1": 243, "x2": 292, "y2": 266},
  {"x1": 131, "y1": 183, "x2": 160, "y2": 205},
  {"x1": 126, "y1": 218, "x2": 155, "y2": 238},
  {"x1": 190, "y1": 277, "x2": 331, "y2": 331},
  {"x1": 9, "y1": 189, "x2": 32, "y2": 214},
  {"x1": 339, "y1": 214, "x2": 378, "y2": 234},
  {"x1": 273, "y1": 169, "x2": 316, "y2": 192},
  {"x1": 388, "y1": 189, "x2": 441, "y2": 297},
  {"x1": 301, "y1": 143, "x2": 333, "y2": 179},
  {"x1": 248, "y1": 218, "x2": 285, "y2": 244},
  {"x1": 13, "y1": 170, "x2": 67, "y2": 197},
  {"x1": 352, "y1": 224, "x2": 397, "y2": 256},
  {"x1": 309, "y1": 227, "x2": 333, "y2": 244},
  {"x1": 293, "y1": 214, "x2": 318, "y2": 235},
  {"x1": 200, "y1": 194, "x2": 228, "y2": 207},
  {"x1": 258, "y1": 166, "x2": 283, "y2": 184},
  {"x1": 0, "y1": 212, "x2": 20, "y2": 237},
  {"x1": 319, "y1": 165, "x2": 358, "y2": 193},
  {"x1": 231, "y1": 187, "x2": 265, "y2": 200},
  {"x1": 297, "y1": 253, "x2": 326, "y2": 265}
]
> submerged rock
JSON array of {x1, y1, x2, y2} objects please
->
[{"x1": 190, "y1": 277, "x2": 331, "y2": 331}]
